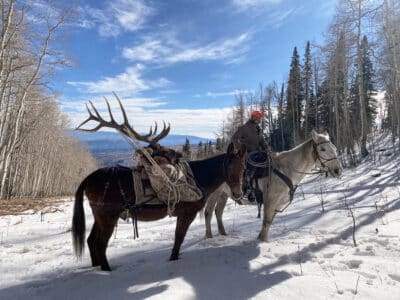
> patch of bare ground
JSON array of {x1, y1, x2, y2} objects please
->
[{"x1": 0, "y1": 197, "x2": 71, "y2": 216}]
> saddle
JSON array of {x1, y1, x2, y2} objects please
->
[
  {"x1": 243, "y1": 151, "x2": 272, "y2": 204},
  {"x1": 243, "y1": 151, "x2": 297, "y2": 206}
]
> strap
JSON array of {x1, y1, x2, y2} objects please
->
[{"x1": 272, "y1": 168, "x2": 298, "y2": 213}]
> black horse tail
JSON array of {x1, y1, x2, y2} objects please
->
[{"x1": 72, "y1": 179, "x2": 86, "y2": 259}]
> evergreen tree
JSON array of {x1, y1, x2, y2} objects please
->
[
  {"x1": 285, "y1": 47, "x2": 303, "y2": 146},
  {"x1": 182, "y1": 137, "x2": 191, "y2": 159},
  {"x1": 361, "y1": 36, "x2": 377, "y2": 130},
  {"x1": 208, "y1": 141, "x2": 214, "y2": 155},
  {"x1": 349, "y1": 36, "x2": 377, "y2": 140},
  {"x1": 302, "y1": 41, "x2": 314, "y2": 137},
  {"x1": 215, "y1": 137, "x2": 223, "y2": 152},
  {"x1": 197, "y1": 141, "x2": 203, "y2": 158}
]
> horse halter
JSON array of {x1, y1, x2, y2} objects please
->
[{"x1": 312, "y1": 140, "x2": 339, "y2": 171}]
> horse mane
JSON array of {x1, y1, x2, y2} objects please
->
[
  {"x1": 273, "y1": 139, "x2": 314, "y2": 169},
  {"x1": 188, "y1": 153, "x2": 225, "y2": 192},
  {"x1": 276, "y1": 139, "x2": 313, "y2": 156}
]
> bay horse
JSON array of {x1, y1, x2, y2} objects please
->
[
  {"x1": 71, "y1": 94, "x2": 246, "y2": 271},
  {"x1": 204, "y1": 130, "x2": 342, "y2": 241}
]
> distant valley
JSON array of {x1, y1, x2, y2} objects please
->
[{"x1": 71, "y1": 131, "x2": 214, "y2": 166}]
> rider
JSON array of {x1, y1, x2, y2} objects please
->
[
  {"x1": 230, "y1": 110, "x2": 271, "y2": 203},
  {"x1": 230, "y1": 110, "x2": 270, "y2": 154}
]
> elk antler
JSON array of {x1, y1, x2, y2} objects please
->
[{"x1": 76, "y1": 92, "x2": 170, "y2": 145}]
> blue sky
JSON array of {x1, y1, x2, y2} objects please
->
[{"x1": 56, "y1": 0, "x2": 336, "y2": 138}]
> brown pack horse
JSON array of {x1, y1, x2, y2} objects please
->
[{"x1": 71, "y1": 94, "x2": 246, "y2": 271}]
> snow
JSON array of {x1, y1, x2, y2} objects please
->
[{"x1": 1, "y1": 135, "x2": 400, "y2": 300}]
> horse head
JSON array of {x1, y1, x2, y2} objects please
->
[
  {"x1": 225, "y1": 143, "x2": 247, "y2": 200},
  {"x1": 311, "y1": 130, "x2": 342, "y2": 178}
]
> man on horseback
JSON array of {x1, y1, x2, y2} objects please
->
[
  {"x1": 230, "y1": 110, "x2": 270, "y2": 153},
  {"x1": 230, "y1": 110, "x2": 271, "y2": 205}
]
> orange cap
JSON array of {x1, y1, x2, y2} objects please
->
[{"x1": 251, "y1": 110, "x2": 263, "y2": 119}]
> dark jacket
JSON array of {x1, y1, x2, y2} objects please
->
[{"x1": 230, "y1": 119, "x2": 268, "y2": 152}]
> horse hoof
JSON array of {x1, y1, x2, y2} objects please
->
[
  {"x1": 169, "y1": 254, "x2": 179, "y2": 261},
  {"x1": 257, "y1": 234, "x2": 268, "y2": 242},
  {"x1": 101, "y1": 265, "x2": 112, "y2": 271}
]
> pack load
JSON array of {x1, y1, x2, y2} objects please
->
[{"x1": 134, "y1": 148, "x2": 203, "y2": 213}]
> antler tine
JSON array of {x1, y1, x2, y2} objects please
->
[
  {"x1": 141, "y1": 122, "x2": 155, "y2": 139},
  {"x1": 112, "y1": 92, "x2": 130, "y2": 126},
  {"x1": 151, "y1": 121, "x2": 170, "y2": 144},
  {"x1": 76, "y1": 103, "x2": 104, "y2": 132},
  {"x1": 88, "y1": 100, "x2": 104, "y2": 120},
  {"x1": 150, "y1": 121, "x2": 158, "y2": 137},
  {"x1": 112, "y1": 91, "x2": 154, "y2": 143},
  {"x1": 75, "y1": 104, "x2": 93, "y2": 130},
  {"x1": 104, "y1": 97, "x2": 117, "y2": 124}
]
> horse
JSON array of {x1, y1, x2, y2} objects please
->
[
  {"x1": 204, "y1": 130, "x2": 342, "y2": 241},
  {"x1": 71, "y1": 94, "x2": 246, "y2": 271}
]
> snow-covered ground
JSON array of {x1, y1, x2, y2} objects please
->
[{"x1": 1, "y1": 135, "x2": 400, "y2": 300}]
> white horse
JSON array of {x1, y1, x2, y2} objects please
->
[{"x1": 204, "y1": 130, "x2": 342, "y2": 241}]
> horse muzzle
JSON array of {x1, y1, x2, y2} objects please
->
[
  {"x1": 328, "y1": 166, "x2": 342, "y2": 178},
  {"x1": 231, "y1": 191, "x2": 244, "y2": 202}
]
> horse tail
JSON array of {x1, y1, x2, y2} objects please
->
[{"x1": 72, "y1": 179, "x2": 86, "y2": 259}]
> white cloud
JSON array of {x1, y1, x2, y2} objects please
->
[
  {"x1": 79, "y1": 0, "x2": 154, "y2": 37},
  {"x1": 268, "y1": 7, "x2": 298, "y2": 28},
  {"x1": 111, "y1": 0, "x2": 154, "y2": 30},
  {"x1": 67, "y1": 65, "x2": 171, "y2": 95},
  {"x1": 122, "y1": 32, "x2": 252, "y2": 65},
  {"x1": 231, "y1": 0, "x2": 298, "y2": 27},
  {"x1": 232, "y1": 0, "x2": 282, "y2": 11},
  {"x1": 194, "y1": 89, "x2": 253, "y2": 98}
]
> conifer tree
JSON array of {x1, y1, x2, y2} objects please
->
[
  {"x1": 285, "y1": 47, "x2": 303, "y2": 146},
  {"x1": 197, "y1": 141, "x2": 203, "y2": 158},
  {"x1": 182, "y1": 138, "x2": 191, "y2": 159},
  {"x1": 302, "y1": 41, "x2": 313, "y2": 137}
]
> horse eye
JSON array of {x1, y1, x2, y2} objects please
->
[{"x1": 321, "y1": 148, "x2": 326, "y2": 152}]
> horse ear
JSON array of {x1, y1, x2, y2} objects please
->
[
  {"x1": 227, "y1": 142, "x2": 235, "y2": 154},
  {"x1": 311, "y1": 129, "x2": 318, "y2": 142},
  {"x1": 322, "y1": 129, "x2": 330, "y2": 140}
]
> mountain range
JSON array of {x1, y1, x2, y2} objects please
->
[{"x1": 70, "y1": 131, "x2": 214, "y2": 166}]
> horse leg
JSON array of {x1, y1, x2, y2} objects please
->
[
  {"x1": 215, "y1": 196, "x2": 228, "y2": 236},
  {"x1": 95, "y1": 212, "x2": 120, "y2": 271},
  {"x1": 204, "y1": 195, "x2": 218, "y2": 238},
  {"x1": 257, "y1": 203, "x2": 261, "y2": 218},
  {"x1": 170, "y1": 211, "x2": 197, "y2": 260},
  {"x1": 258, "y1": 202, "x2": 277, "y2": 242},
  {"x1": 87, "y1": 222, "x2": 100, "y2": 267}
]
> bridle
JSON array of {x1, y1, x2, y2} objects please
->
[{"x1": 312, "y1": 140, "x2": 339, "y2": 172}]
